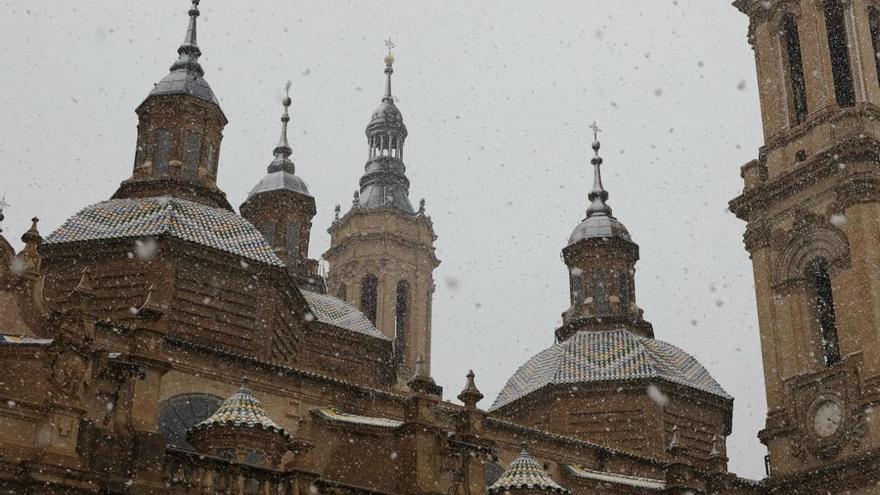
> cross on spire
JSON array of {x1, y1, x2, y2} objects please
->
[
  {"x1": 285, "y1": 79, "x2": 292, "y2": 98},
  {"x1": 589, "y1": 121, "x2": 602, "y2": 141},
  {"x1": 385, "y1": 37, "x2": 395, "y2": 54}
]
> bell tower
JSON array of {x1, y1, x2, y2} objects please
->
[
  {"x1": 731, "y1": 0, "x2": 880, "y2": 486},
  {"x1": 324, "y1": 45, "x2": 439, "y2": 384}
]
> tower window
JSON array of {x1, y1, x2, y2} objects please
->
[
  {"x1": 806, "y1": 258, "x2": 840, "y2": 366},
  {"x1": 261, "y1": 221, "x2": 275, "y2": 245},
  {"x1": 154, "y1": 129, "x2": 173, "y2": 176},
  {"x1": 394, "y1": 280, "x2": 409, "y2": 367},
  {"x1": 361, "y1": 274, "x2": 378, "y2": 324},
  {"x1": 206, "y1": 144, "x2": 217, "y2": 176},
  {"x1": 824, "y1": 0, "x2": 856, "y2": 107},
  {"x1": 780, "y1": 15, "x2": 809, "y2": 124},
  {"x1": 618, "y1": 270, "x2": 631, "y2": 313},
  {"x1": 593, "y1": 270, "x2": 610, "y2": 316},
  {"x1": 182, "y1": 131, "x2": 202, "y2": 180},
  {"x1": 869, "y1": 7, "x2": 880, "y2": 91},
  {"x1": 570, "y1": 272, "x2": 584, "y2": 306},
  {"x1": 286, "y1": 222, "x2": 300, "y2": 261}
]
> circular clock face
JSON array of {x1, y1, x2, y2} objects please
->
[{"x1": 812, "y1": 400, "x2": 843, "y2": 438}]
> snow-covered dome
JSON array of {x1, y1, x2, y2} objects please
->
[{"x1": 490, "y1": 329, "x2": 730, "y2": 411}]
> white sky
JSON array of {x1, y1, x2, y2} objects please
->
[{"x1": 0, "y1": 0, "x2": 767, "y2": 479}]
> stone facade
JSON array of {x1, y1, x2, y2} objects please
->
[{"x1": 0, "y1": 1, "x2": 878, "y2": 495}]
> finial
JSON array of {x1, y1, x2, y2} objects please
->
[
  {"x1": 0, "y1": 196, "x2": 8, "y2": 233},
  {"x1": 418, "y1": 198, "x2": 425, "y2": 215},
  {"x1": 169, "y1": 0, "x2": 204, "y2": 76},
  {"x1": 382, "y1": 38, "x2": 395, "y2": 102},
  {"x1": 268, "y1": 81, "x2": 295, "y2": 174},
  {"x1": 21, "y1": 217, "x2": 41, "y2": 245},
  {"x1": 519, "y1": 440, "x2": 529, "y2": 454},
  {"x1": 240, "y1": 376, "x2": 251, "y2": 393},
  {"x1": 334, "y1": 204, "x2": 341, "y2": 221},
  {"x1": 352, "y1": 190, "x2": 360, "y2": 208},
  {"x1": 585, "y1": 121, "x2": 612, "y2": 218},
  {"x1": 457, "y1": 369, "x2": 484, "y2": 408}
]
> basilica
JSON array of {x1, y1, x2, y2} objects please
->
[{"x1": 1, "y1": 0, "x2": 880, "y2": 494}]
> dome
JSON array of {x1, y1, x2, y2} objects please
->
[
  {"x1": 490, "y1": 329, "x2": 730, "y2": 411},
  {"x1": 368, "y1": 100, "x2": 407, "y2": 132},
  {"x1": 45, "y1": 197, "x2": 283, "y2": 266},
  {"x1": 568, "y1": 213, "x2": 632, "y2": 245},
  {"x1": 148, "y1": 69, "x2": 219, "y2": 105},
  {"x1": 188, "y1": 383, "x2": 291, "y2": 441},
  {"x1": 487, "y1": 448, "x2": 571, "y2": 495},
  {"x1": 248, "y1": 170, "x2": 311, "y2": 198}
]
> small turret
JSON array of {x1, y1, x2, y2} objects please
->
[
  {"x1": 241, "y1": 83, "x2": 321, "y2": 291},
  {"x1": 558, "y1": 124, "x2": 651, "y2": 340},
  {"x1": 114, "y1": 0, "x2": 230, "y2": 209}
]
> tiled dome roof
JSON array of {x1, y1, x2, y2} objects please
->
[
  {"x1": 299, "y1": 290, "x2": 387, "y2": 340},
  {"x1": 188, "y1": 384, "x2": 291, "y2": 441},
  {"x1": 568, "y1": 213, "x2": 632, "y2": 245},
  {"x1": 487, "y1": 448, "x2": 571, "y2": 495},
  {"x1": 46, "y1": 197, "x2": 283, "y2": 266},
  {"x1": 491, "y1": 329, "x2": 730, "y2": 411}
]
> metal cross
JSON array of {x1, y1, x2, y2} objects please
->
[
  {"x1": 284, "y1": 80, "x2": 292, "y2": 96},
  {"x1": 589, "y1": 121, "x2": 602, "y2": 140},
  {"x1": 0, "y1": 196, "x2": 9, "y2": 213},
  {"x1": 385, "y1": 37, "x2": 395, "y2": 54}
]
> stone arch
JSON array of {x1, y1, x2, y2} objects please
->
[{"x1": 776, "y1": 214, "x2": 850, "y2": 286}]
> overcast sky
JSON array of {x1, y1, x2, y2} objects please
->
[{"x1": 0, "y1": 0, "x2": 766, "y2": 479}]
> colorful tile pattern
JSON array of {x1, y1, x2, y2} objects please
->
[
  {"x1": 488, "y1": 448, "x2": 571, "y2": 495},
  {"x1": 312, "y1": 407, "x2": 403, "y2": 429},
  {"x1": 45, "y1": 197, "x2": 283, "y2": 266},
  {"x1": 300, "y1": 290, "x2": 387, "y2": 340},
  {"x1": 490, "y1": 329, "x2": 730, "y2": 410},
  {"x1": 189, "y1": 385, "x2": 291, "y2": 440}
]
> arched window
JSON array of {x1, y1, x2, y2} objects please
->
[
  {"x1": 153, "y1": 129, "x2": 173, "y2": 176},
  {"x1": 182, "y1": 131, "x2": 202, "y2": 180},
  {"x1": 157, "y1": 393, "x2": 223, "y2": 450},
  {"x1": 286, "y1": 221, "x2": 300, "y2": 260},
  {"x1": 394, "y1": 280, "x2": 409, "y2": 367},
  {"x1": 570, "y1": 272, "x2": 584, "y2": 306},
  {"x1": 592, "y1": 270, "x2": 610, "y2": 316},
  {"x1": 781, "y1": 15, "x2": 809, "y2": 124},
  {"x1": 824, "y1": 0, "x2": 855, "y2": 107},
  {"x1": 361, "y1": 274, "x2": 378, "y2": 324},
  {"x1": 806, "y1": 258, "x2": 840, "y2": 366},
  {"x1": 618, "y1": 270, "x2": 631, "y2": 312},
  {"x1": 869, "y1": 7, "x2": 880, "y2": 91}
]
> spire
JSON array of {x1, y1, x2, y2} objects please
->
[
  {"x1": 268, "y1": 81, "x2": 295, "y2": 174},
  {"x1": 586, "y1": 121, "x2": 612, "y2": 218},
  {"x1": 169, "y1": 0, "x2": 204, "y2": 77},
  {"x1": 383, "y1": 38, "x2": 395, "y2": 102}
]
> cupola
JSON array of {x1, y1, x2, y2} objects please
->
[
  {"x1": 559, "y1": 124, "x2": 651, "y2": 340},
  {"x1": 187, "y1": 380, "x2": 292, "y2": 468},
  {"x1": 487, "y1": 447, "x2": 571, "y2": 495},
  {"x1": 113, "y1": 0, "x2": 231, "y2": 210}
]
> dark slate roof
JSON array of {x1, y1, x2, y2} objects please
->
[
  {"x1": 45, "y1": 197, "x2": 283, "y2": 266},
  {"x1": 299, "y1": 290, "x2": 387, "y2": 340},
  {"x1": 490, "y1": 329, "x2": 730, "y2": 410},
  {"x1": 568, "y1": 213, "x2": 632, "y2": 245},
  {"x1": 188, "y1": 385, "x2": 291, "y2": 440},
  {"x1": 248, "y1": 170, "x2": 311, "y2": 198},
  {"x1": 487, "y1": 448, "x2": 571, "y2": 495},
  {"x1": 149, "y1": 67, "x2": 219, "y2": 105}
]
